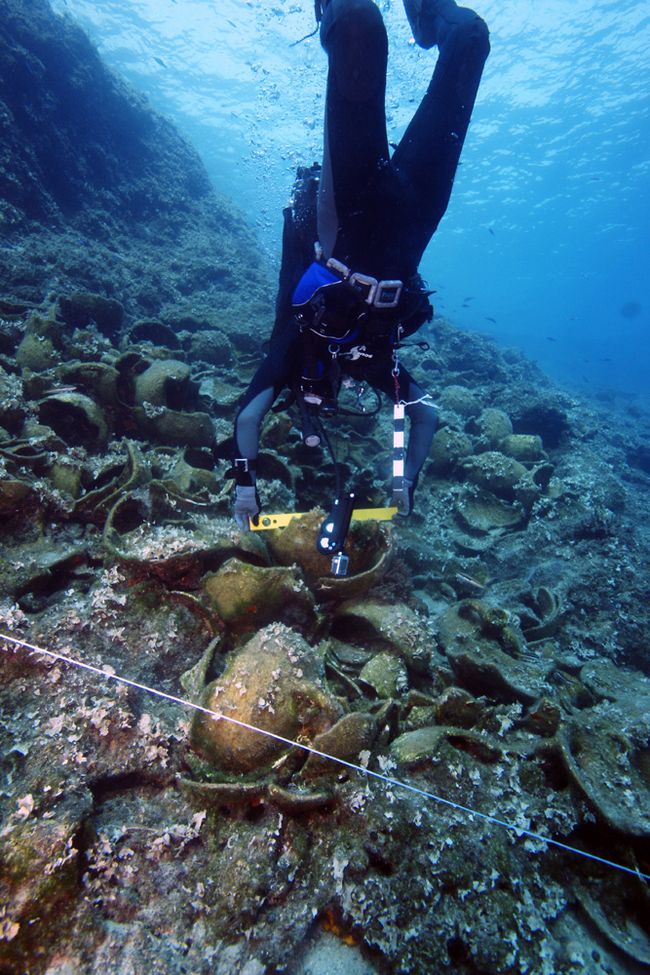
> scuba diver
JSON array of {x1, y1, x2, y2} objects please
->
[{"x1": 232, "y1": 0, "x2": 490, "y2": 531}]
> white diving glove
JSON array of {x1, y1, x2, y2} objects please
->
[{"x1": 233, "y1": 485, "x2": 259, "y2": 531}]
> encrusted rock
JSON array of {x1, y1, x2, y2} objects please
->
[
  {"x1": 0, "y1": 366, "x2": 27, "y2": 431},
  {"x1": 579, "y1": 659, "x2": 650, "y2": 721},
  {"x1": 104, "y1": 494, "x2": 268, "y2": 588},
  {"x1": 438, "y1": 384, "x2": 480, "y2": 417},
  {"x1": 0, "y1": 788, "x2": 93, "y2": 958},
  {"x1": 0, "y1": 478, "x2": 32, "y2": 515}
]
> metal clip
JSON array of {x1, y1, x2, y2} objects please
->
[{"x1": 346, "y1": 345, "x2": 372, "y2": 361}]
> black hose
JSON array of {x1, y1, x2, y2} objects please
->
[{"x1": 315, "y1": 415, "x2": 344, "y2": 500}]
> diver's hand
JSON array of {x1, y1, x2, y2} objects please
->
[
  {"x1": 234, "y1": 485, "x2": 259, "y2": 531},
  {"x1": 393, "y1": 478, "x2": 414, "y2": 517}
]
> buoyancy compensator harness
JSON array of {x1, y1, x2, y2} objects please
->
[{"x1": 291, "y1": 244, "x2": 434, "y2": 413}]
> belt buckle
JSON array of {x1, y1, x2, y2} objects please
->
[
  {"x1": 326, "y1": 257, "x2": 351, "y2": 280},
  {"x1": 374, "y1": 280, "x2": 403, "y2": 308},
  {"x1": 349, "y1": 271, "x2": 378, "y2": 305}
]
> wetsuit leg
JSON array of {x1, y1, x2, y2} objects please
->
[
  {"x1": 390, "y1": 2, "x2": 490, "y2": 268},
  {"x1": 317, "y1": 0, "x2": 389, "y2": 265}
]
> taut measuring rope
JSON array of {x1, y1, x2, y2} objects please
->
[{"x1": 1, "y1": 632, "x2": 648, "y2": 882}]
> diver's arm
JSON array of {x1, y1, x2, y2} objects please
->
[
  {"x1": 233, "y1": 386, "x2": 277, "y2": 484},
  {"x1": 232, "y1": 385, "x2": 276, "y2": 529}
]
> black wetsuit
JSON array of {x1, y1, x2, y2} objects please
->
[{"x1": 234, "y1": 0, "x2": 489, "y2": 498}]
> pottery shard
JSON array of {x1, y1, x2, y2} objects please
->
[
  {"x1": 38, "y1": 392, "x2": 109, "y2": 448},
  {"x1": 557, "y1": 714, "x2": 650, "y2": 839},
  {"x1": 302, "y1": 712, "x2": 377, "y2": 775},
  {"x1": 190, "y1": 624, "x2": 342, "y2": 773},
  {"x1": 455, "y1": 490, "x2": 525, "y2": 534},
  {"x1": 390, "y1": 725, "x2": 501, "y2": 767},
  {"x1": 429, "y1": 427, "x2": 473, "y2": 472},
  {"x1": 267, "y1": 510, "x2": 392, "y2": 593},
  {"x1": 134, "y1": 359, "x2": 192, "y2": 409},
  {"x1": 332, "y1": 600, "x2": 431, "y2": 673},
  {"x1": 202, "y1": 558, "x2": 317, "y2": 633},
  {"x1": 359, "y1": 652, "x2": 409, "y2": 698},
  {"x1": 135, "y1": 407, "x2": 215, "y2": 448},
  {"x1": 461, "y1": 451, "x2": 528, "y2": 498},
  {"x1": 59, "y1": 292, "x2": 124, "y2": 336},
  {"x1": 500, "y1": 434, "x2": 545, "y2": 462},
  {"x1": 434, "y1": 686, "x2": 482, "y2": 728},
  {"x1": 437, "y1": 600, "x2": 552, "y2": 704},
  {"x1": 472, "y1": 407, "x2": 513, "y2": 447}
]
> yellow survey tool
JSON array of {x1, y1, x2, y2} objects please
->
[{"x1": 249, "y1": 506, "x2": 398, "y2": 531}]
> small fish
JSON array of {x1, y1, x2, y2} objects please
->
[
  {"x1": 154, "y1": 56, "x2": 167, "y2": 68},
  {"x1": 42, "y1": 385, "x2": 78, "y2": 397},
  {"x1": 620, "y1": 301, "x2": 641, "y2": 319},
  {"x1": 455, "y1": 573, "x2": 486, "y2": 591},
  {"x1": 485, "y1": 316, "x2": 497, "y2": 324},
  {"x1": 546, "y1": 336, "x2": 557, "y2": 342},
  {"x1": 488, "y1": 227, "x2": 495, "y2": 237}
]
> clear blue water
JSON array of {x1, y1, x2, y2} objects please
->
[{"x1": 51, "y1": 0, "x2": 650, "y2": 395}]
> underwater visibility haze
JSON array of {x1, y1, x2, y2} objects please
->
[{"x1": 51, "y1": 0, "x2": 650, "y2": 395}]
